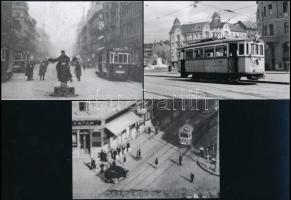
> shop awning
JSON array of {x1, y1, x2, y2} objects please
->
[{"x1": 105, "y1": 112, "x2": 141, "y2": 136}]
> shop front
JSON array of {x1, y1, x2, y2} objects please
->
[{"x1": 105, "y1": 111, "x2": 141, "y2": 149}]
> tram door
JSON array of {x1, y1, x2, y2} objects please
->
[
  {"x1": 179, "y1": 50, "x2": 187, "y2": 77},
  {"x1": 228, "y1": 43, "x2": 238, "y2": 73}
]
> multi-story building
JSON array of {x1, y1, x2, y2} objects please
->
[
  {"x1": 1, "y1": 1, "x2": 14, "y2": 78},
  {"x1": 120, "y1": 2, "x2": 143, "y2": 73},
  {"x1": 11, "y1": 1, "x2": 38, "y2": 64},
  {"x1": 75, "y1": 2, "x2": 104, "y2": 67},
  {"x1": 257, "y1": 1, "x2": 290, "y2": 71},
  {"x1": 72, "y1": 101, "x2": 150, "y2": 157},
  {"x1": 169, "y1": 12, "x2": 248, "y2": 66},
  {"x1": 1, "y1": 1, "x2": 42, "y2": 75}
]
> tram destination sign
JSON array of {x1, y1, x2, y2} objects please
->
[{"x1": 72, "y1": 120, "x2": 101, "y2": 126}]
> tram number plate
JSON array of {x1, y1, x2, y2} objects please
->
[{"x1": 116, "y1": 71, "x2": 125, "y2": 74}]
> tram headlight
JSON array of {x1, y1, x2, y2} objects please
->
[{"x1": 256, "y1": 59, "x2": 260, "y2": 65}]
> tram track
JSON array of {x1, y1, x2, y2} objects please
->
[
  {"x1": 144, "y1": 74, "x2": 289, "y2": 85},
  {"x1": 145, "y1": 75, "x2": 288, "y2": 99}
]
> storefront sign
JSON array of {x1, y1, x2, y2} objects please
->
[{"x1": 72, "y1": 120, "x2": 101, "y2": 126}]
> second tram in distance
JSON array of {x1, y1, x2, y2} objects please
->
[
  {"x1": 96, "y1": 48, "x2": 135, "y2": 81},
  {"x1": 177, "y1": 38, "x2": 265, "y2": 81}
]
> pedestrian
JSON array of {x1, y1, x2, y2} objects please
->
[
  {"x1": 100, "y1": 163, "x2": 104, "y2": 173},
  {"x1": 126, "y1": 143, "x2": 129, "y2": 152},
  {"x1": 112, "y1": 160, "x2": 116, "y2": 167},
  {"x1": 91, "y1": 157, "x2": 96, "y2": 170},
  {"x1": 122, "y1": 146, "x2": 125, "y2": 155},
  {"x1": 148, "y1": 126, "x2": 151, "y2": 134},
  {"x1": 138, "y1": 149, "x2": 142, "y2": 159},
  {"x1": 25, "y1": 59, "x2": 34, "y2": 81},
  {"x1": 190, "y1": 173, "x2": 194, "y2": 183},
  {"x1": 73, "y1": 57, "x2": 81, "y2": 81},
  {"x1": 104, "y1": 152, "x2": 107, "y2": 162},
  {"x1": 136, "y1": 150, "x2": 139, "y2": 160},
  {"x1": 123, "y1": 155, "x2": 126, "y2": 163},
  {"x1": 117, "y1": 147, "x2": 121, "y2": 156},
  {"x1": 179, "y1": 154, "x2": 183, "y2": 166},
  {"x1": 155, "y1": 158, "x2": 159, "y2": 168},
  {"x1": 39, "y1": 60, "x2": 46, "y2": 80},
  {"x1": 127, "y1": 143, "x2": 131, "y2": 153}
]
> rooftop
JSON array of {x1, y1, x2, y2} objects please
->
[{"x1": 72, "y1": 101, "x2": 136, "y2": 120}]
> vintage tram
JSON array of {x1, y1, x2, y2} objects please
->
[
  {"x1": 177, "y1": 37, "x2": 265, "y2": 81},
  {"x1": 96, "y1": 48, "x2": 135, "y2": 81},
  {"x1": 179, "y1": 124, "x2": 193, "y2": 146}
]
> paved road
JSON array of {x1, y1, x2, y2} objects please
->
[
  {"x1": 1, "y1": 64, "x2": 142, "y2": 100},
  {"x1": 144, "y1": 71, "x2": 290, "y2": 99}
]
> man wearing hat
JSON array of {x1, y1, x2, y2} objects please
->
[{"x1": 48, "y1": 50, "x2": 72, "y2": 86}]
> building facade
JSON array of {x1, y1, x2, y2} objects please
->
[
  {"x1": 1, "y1": 1, "x2": 51, "y2": 77},
  {"x1": 75, "y1": 2, "x2": 104, "y2": 67},
  {"x1": 169, "y1": 12, "x2": 248, "y2": 66},
  {"x1": 257, "y1": 1, "x2": 290, "y2": 70},
  {"x1": 72, "y1": 101, "x2": 150, "y2": 157}
]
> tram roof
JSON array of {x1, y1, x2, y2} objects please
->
[
  {"x1": 179, "y1": 124, "x2": 194, "y2": 133},
  {"x1": 180, "y1": 38, "x2": 263, "y2": 49}
]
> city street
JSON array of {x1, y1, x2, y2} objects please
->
[
  {"x1": 73, "y1": 109, "x2": 219, "y2": 199},
  {"x1": 144, "y1": 70, "x2": 290, "y2": 99},
  {"x1": 1, "y1": 64, "x2": 142, "y2": 100}
]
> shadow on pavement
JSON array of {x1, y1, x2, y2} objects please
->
[{"x1": 180, "y1": 175, "x2": 192, "y2": 183}]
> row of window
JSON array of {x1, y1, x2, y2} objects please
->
[
  {"x1": 263, "y1": 22, "x2": 289, "y2": 36},
  {"x1": 109, "y1": 52, "x2": 131, "y2": 64},
  {"x1": 262, "y1": 2, "x2": 288, "y2": 17},
  {"x1": 183, "y1": 43, "x2": 264, "y2": 60}
]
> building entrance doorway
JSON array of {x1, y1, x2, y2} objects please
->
[{"x1": 80, "y1": 131, "x2": 90, "y2": 154}]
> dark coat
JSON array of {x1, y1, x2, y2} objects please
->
[
  {"x1": 74, "y1": 61, "x2": 81, "y2": 77},
  {"x1": 49, "y1": 55, "x2": 72, "y2": 83}
]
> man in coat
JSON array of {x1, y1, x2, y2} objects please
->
[
  {"x1": 48, "y1": 50, "x2": 72, "y2": 85},
  {"x1": 72, "y1": 57, "x2": 81, "y2": 81}
]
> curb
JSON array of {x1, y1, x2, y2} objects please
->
[{"x1": 196, "y1": 159, "x2": 219, "y2": 176}]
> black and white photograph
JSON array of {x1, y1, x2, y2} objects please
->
[
  {"x1": 144, "y1": 1, "x2": 290, "y2": 99},
  {"x1": 72, "y1": 99, "x2": 219, "y2": 199},
  {"x1": 1, "y1": 1, "x2": 143, "y2": 100}
]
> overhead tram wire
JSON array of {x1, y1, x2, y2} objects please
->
[{"x1": 144, "y1": 3, "x2": 194, "y2": 24}]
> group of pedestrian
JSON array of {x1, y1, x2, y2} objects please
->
[{"x1": 100, "y1": 150, "x2": 108, "y2": 162}]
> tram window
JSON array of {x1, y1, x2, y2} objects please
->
[
  {"x1": 110, "y1": 53, "x2": 114, "y2": 63},
  {"x1": 123, "y1": 54, "x2": 128, "y2": 63},
  {"x1": 255, "y1": 44, "x2": 259, "y2": 55},
  {"x1": 246, "y1": 43, "x2": 249, "y2": 55},
  {"x1": 204, "y1": 47, "x2": 214, "y2": 58},
  {"x1": 250, "y1": 44, "x2": 255, "y2": 55},
  {"x1": 118, "y1": 54, "x2": 123, "y2": 63},
  {"x1": 179, "y1": 51, "x2": 184, "y2": 60},
  {"x1": 238, "y1": 44, "x2": 244, "y2": 55},
  {"x1": 260, "y1": 45, "x2": 264, "y2": 55},
  {"x1": 216, "y1": 45, "x2": 227, "y2": 57},
  {"x1": 194, "y1": 49, "x2": 203, "y2": 59},
  {"x1": 180, "y1": 132, "x2": 189, "y2": 138},
  {"x1": 185, "y1": 49, "x2": 194, "y2": 60},
  {"x1": 128, "y1": 54, "x2": 131, "y2": 63},
  {"x1": 114, "y1": 54, "x2": 118, "y2": 63}
]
